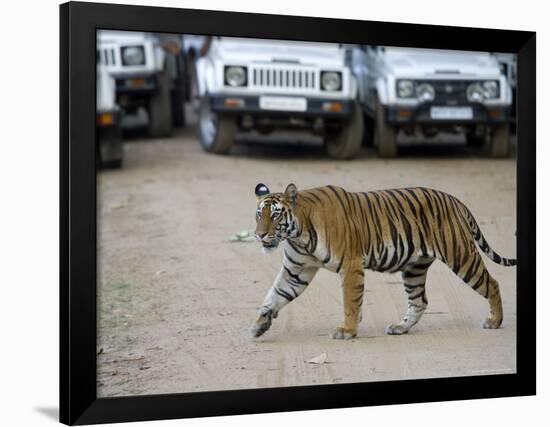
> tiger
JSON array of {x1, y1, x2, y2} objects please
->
[{"x1": 250, "y1": 183, "x2": 516, "y2": 340}]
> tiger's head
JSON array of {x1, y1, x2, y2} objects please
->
[{"x1": 254, "y1": 183, "x2": 299, "y2": 253}]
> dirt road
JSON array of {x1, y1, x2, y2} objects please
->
[{"x1": 97, "y1": 128, "x2": 517, "y2": 397}]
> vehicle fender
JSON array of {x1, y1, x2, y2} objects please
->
[
  {"x1": 349, "y1": 74, "x2": 359, "y2": 99},
  {"x1": 195, "y1": 57, "x2": 217, "y2": 97},
  {"x1": 504, "y1": 79, "x2": 513, "y2": 105},
  {"x1": 96, "y1": 67, "x2": 118, "y2": 112},
  {"x1": 375, "y1": 77, "x2": 390, "y2": 105}
]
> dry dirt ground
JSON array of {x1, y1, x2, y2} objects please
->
[{"x1": 97, "y1": 127, "x2": 517, "y2": 397}]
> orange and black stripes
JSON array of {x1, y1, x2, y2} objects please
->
[
  {"x1": 251, "y1": 184, "x2": 515, "y2": 339},
  {"x1": 288, "y1": 186, "x2": 515, "y2": 275}
]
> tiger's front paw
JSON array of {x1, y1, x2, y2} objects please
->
[
  {"x1": 330, "y1": 327, "x2": 356, "y2": 340},
  {"x1": 482, "y1": 317, "x2": 502, "y2": 329},
  {"x1": 250, "y1": 310, "x2": 274, "y2": 338}
]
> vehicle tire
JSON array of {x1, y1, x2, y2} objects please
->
[
  {"x1": 198, "y1": 96, "x2": 236, "y2": 154},
  {"x1": 324, "y1": 101, "x2": 364, "y2": 160},
  {"x1": 148, "y1": 69, "x2": 173, "y2": 138},
  {"x1": 97, "y1": 125, "x2": 123, "y2": 169},
  {"x1": 374, "y1": 98, "x2": 398, "y2": 157},
  {"x1": 466, "y1": 132, "x2": 486, "y2": 147},
  {"x1": 101, "y1": 158, "x2": 123, "y2": 169},
  {"x1": 486, "y1": 124, "x2": 510, "y2": 158}
]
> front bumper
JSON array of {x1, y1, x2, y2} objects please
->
[
  {"x1": 385, "y1": 103, "x2": 511, "y2": 125},
  {"x1": 209, "y1": 94, "x2": 353, "y2": 118}
]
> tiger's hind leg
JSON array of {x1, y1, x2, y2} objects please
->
[
  {"x1": 453, "y1": 250, "x2": 503, "y2": 329},
  {"x1": 386, "y1": 258, "x2": 434, "y2": 335}
]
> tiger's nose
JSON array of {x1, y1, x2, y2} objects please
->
[{"x1": 256, "y1": 232, "x2": 267, "y2": 241}]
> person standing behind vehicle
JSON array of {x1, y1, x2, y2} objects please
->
[{"x1": 157, "y1": 33, "x2": 186, "y2": 128}]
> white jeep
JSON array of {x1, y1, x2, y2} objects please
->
[
  {"x1": 195, "y1": 37, "x2": 364, "y2": 159},
  {"x1": 351, "y1": 46, "x2": 513, "y2": 157},
  {"x1": 97, "y1": 30, "x2": 185, "y2": 137},
  {"x1": 96, "y1": 64, "x2": 123, "y2": 168}
]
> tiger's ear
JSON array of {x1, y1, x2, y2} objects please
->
[
  {"x1": 284, "y1": 183, "x2": 298, "y2": 206},
  {"x1": 255, "y1": 183, "x2": 270, "y2": 200}
]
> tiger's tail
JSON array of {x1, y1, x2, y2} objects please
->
[{"x1": 463, "y1": 207, "x2": 516, "y2": 267}]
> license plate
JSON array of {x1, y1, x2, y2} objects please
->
[
  {"x1": 259, "y1": 96, "x2": 307, "y2": 112},
  {"x1": 126, "y1": 78, "x2": 146, "y2": 87},
  {"x1": 430, "y1": 106, "x2": 473, "y2": 120}
]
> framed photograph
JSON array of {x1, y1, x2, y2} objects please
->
[{"x1": 60, "y1": 1, "x2": 536, "y2": 425}]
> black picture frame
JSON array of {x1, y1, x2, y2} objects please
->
[{"x1": 60, "y1": 1, "x2": 536, "y2": 425}]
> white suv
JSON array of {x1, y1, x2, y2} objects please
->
[
  {"x1": 96, "y1": 65, "x2": 123, "y2": 168},
  {"x1": 97, "y1": 30, "x2": 185, "y2": 137},
  {"x1": 195, "y1": 37, "x2": 363, "y2": 159},
  {"x1": 351, "y1": 46, "x2": 513, "y2": 157}
]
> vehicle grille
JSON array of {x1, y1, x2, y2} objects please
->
[
  {"x1": 424, "y1": 80, "x2": 470, "y2": 104},
  {"x1": 97, "y1": 48, "x2": 117, "y2": 66},
  {"x1": 250, "y1": 66, "x2": 317, "y2": 91}
]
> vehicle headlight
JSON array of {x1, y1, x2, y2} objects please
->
[
  {"x1": 321, "y1": 71, "x2": 342, "y2": 91},
  {"x1": 224, "y1": 66, "x2": 247, "y2": 87},
  {"x1": 482, "y1": 80, "x2": 500, "y2": 99},
  {"x1": 121, "y1": 46, "x2": 145, "y2": 66},
  {"x1": 416, "y1": 83, "x2": 435, "y2": 102},
  {"x1": 396, "y1": 80, "x2": 415, "y2": 98},
  {"x1": 467, "y1": 83, "x2": 485, "y2": 102}
]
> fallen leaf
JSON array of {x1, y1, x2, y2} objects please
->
[
  {"x1": 228, "y1": 230, "x2": 256, "y2": 242},
  {"x1": 306, "y1": 352, "x2": 328, "y2": 364}
]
